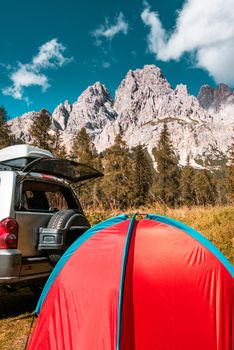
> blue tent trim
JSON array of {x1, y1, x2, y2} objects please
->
[
  {"x1": 116, "y1": 214, "x2": 136, "y2": 350},
  {"x1": 35, "y1": 214, "x2": 129, "y2": 315},
  {"x1": 147, "y1": 214, "x2": 234, "y2": 278}
]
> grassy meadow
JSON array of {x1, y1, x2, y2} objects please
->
[{"x1": 0, "y1": 206, "x2": 233, "y2": 350}]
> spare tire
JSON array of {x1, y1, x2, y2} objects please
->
[{"x1": 46, "y1": 209, "x2": 90, "y2": 266}]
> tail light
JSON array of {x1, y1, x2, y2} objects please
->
[{"x1": 0, "y1": 218, "x2": 18, "y2": 249}]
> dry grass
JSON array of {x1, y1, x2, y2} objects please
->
[
  {"x1": 0, "y1": 206, "x2": 233, "y2": 349},
  {"x1": 0, "y1": 288, "x2": 37, "y2": 350}
]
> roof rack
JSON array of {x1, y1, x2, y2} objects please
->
[{"x1": 0, "y1": 144, "x2": 53, "y2": 169}]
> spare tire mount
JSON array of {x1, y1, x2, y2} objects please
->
[{"x1": 38, "y1": 209, "x2": 90, "y2": 266}]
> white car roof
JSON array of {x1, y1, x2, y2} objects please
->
[{"x1": 0, "y1": 144, "x2": 53, "y2": 162}]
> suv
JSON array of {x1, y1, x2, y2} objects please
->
[{"x1": 0, "y1": 144, "x2": 102, "y2": 293}]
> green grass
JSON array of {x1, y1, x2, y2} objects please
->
[{"x1": 0, "y1": 206, "x2": 233, "y2": 349}]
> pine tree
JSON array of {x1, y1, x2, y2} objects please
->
[
  {"x1": 179, "y1": 157, "x2": 195, "y2": 206},
  {"x1": 70, "y1": 127, "x2": 96, "y2": 164},
  {"x1": 152, "y1": 123, "x2": 180, "y2": 207},
  {"x1": 52, "y1": 128, "x2": 67, "y2": 158},
  {"x1": 29, "y1": 109, "x2": 53, "y2": 151},
  {"x1": 102, "y1": 134, "x2": 135, "y2": 209},
  {"x1": 132, "y1": 145, "x2": 153, "y2": 206},
  {"x1": 211, "y1": 167, "x2": 227, "y2": 205},
  {"x1": 225, "y1": 141, "x2": 234, "y2": 202},
  {"x1": 70, "y1": 127, "x2": 104, "y2": 208},
  {"x1": 192, "y1": 169, "x2": 216, "y2": 205},
  {"x1": 0, "y1": 106, "x2": 14, "y2": 149}
]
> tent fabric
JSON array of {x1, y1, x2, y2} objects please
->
[
  {"x1": 28, "y1": 214, "x2": 233, "y2": 350},
  {"x1": 120, "y1": 219, "x2": 233, "y2": 350},
  {"x1": 148, "y1": 214, "x2": 234, "y2": 276},
  {"x1": 31, "y1": 215, "x2": 133, "y2": 350},
  {"x1": 35, "y1": 214, "x2": 129, "y2": 314}
]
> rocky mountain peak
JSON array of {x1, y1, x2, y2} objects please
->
[
  {"x1": 52, "y1": 100, "x2": 72, "y2": 130},
  {"x1": 113, "y1": 65, "x2": 208, "y2": 127},
  {"x1": 175, "y1": 84, "x2": 188, "y2": 97},
  {"x1": 114, "y1": 65, "x2": 173, "y2": 122},
  {"x1": 116, "y1": 65, "x2": 171, "y2": 97},
  {"x1": 75, "y1": 82, "x2": 114, "y2": 107},
  {"x1": 7, "y1": 64, "x2": 234, "y2": 168},
  {"x1": 64, "y1": 82, "x2": 117, "y2": 141},
  {"x1": 87, "y1": 81, "x2": 110, "y2": 96},
  {"x1": 198, "y1": 83, "x2": 234, "y2": 111},
  {"x1": 64, "y1": 100, "x2": 72, "y2": 113},
  {"x1": 130, "y1": 64, "x2": 166, "y2": 81},
  {"x1": 217, "y1": 83, "x2": 232, "y2": 95}
]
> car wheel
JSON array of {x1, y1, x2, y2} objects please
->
[{"x1": 46, "y1": 209, "x2": 90, "y2": 266}]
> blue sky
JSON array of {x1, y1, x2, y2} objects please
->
[{"x1": 0, "y1": 0, "x2": 233, "y2": 118}]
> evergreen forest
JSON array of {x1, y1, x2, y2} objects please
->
[{"x1": 1, "y1": 106, "x2": 233, "y2": 210}]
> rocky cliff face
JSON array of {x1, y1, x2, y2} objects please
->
[
  {"x1": 8, "y1": 111, "x2": 39, "y2": 143},
  {"x1": 8, "y1": 110, "x2": 54, "y2": 143},
  {"x1": 52, "y1": 100, "x2": 72, "y2": 130},
  {"x1": 8, "y1": 65, "x2": 234, "y2": 167},
  {"x1": 198, "y1": 84, "x2": 234, "y2": 112},
  {"x1": 95, "y1": 65, "x2": 231, "y2": 167},
  {"x1": 197, "y1": 83, "x2": 234, "y2": 163},
  {"x1": 64, "y1": 82, "x2": 117, "y2": 135}
]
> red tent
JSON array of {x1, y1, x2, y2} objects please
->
[{"x1": 28, "y1": 214, "x2": 233, "y2": 350}]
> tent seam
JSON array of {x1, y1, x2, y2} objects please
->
[{"x1": 116, "y1": 214, "x2": 137, "y2": 350}]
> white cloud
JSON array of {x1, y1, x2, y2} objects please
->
[
  {"x1": 32, "y1": 39, "x2": 72, "y2": 69},
  {"x1": 141, "y1": 0, "x2": 234, "y2": 85},
  {"x1": 2, "y1": 65, "x2": 49, "y2": 103},
  {"x1": 102, "y1": 62, "x2": 111, "y2": 69},
  {"x1": 92, "y1": 12, "x2": 128, "y2": 44},
  {"x1": 2, "y1": 38, "x2": 72, "y2": 102}
]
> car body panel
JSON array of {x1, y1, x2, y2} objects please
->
[
  {"x1": 0, "y1": 145, "x2": 95, "y2": 288},
  {"x1": 15, "y1": 211, "x2": 53, "y2": 257},
  {"x1": 0, "y1": 171, "x2": 16, "y2": 219},
  {"x1": 0, "y1": 249, "x2": 22, "y2": 282},
  {"x1": 20, "y1": 256, "x2": 52, "y2": 277}
]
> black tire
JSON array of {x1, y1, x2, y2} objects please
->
[{"x1": 46, "y1": 209, "x2": 90, "y2": 266}]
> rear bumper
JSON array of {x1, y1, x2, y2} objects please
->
[{"x1": 0, "y1": 249, "x2": 22, "y2": 284}]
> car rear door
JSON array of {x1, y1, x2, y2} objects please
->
[
  {"x1": 22, "y1": 158, "x2": 103, "y2": 183},
  {"x1": 15, "y1": 178, "x2": 79, "y2": 276}
]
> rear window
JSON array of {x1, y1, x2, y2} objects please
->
[{"x1": 18, "y1": 180, "x2": 80, "y2": 212}]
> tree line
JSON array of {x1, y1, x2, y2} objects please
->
[{"x1": 1, "y1": 106, "x2": 233, "y2": 209}]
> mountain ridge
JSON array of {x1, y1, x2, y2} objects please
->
[{"x1": 8, "y1": 64, "x2": 234, "y2": 168}]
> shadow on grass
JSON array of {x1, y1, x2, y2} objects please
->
[{"x1": 0, "y1": 287, "x2": 37, "y2": 319}]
